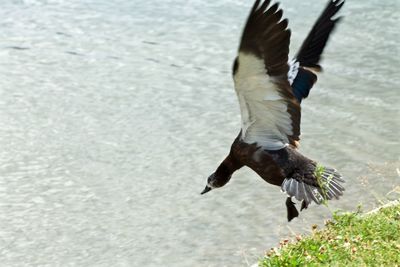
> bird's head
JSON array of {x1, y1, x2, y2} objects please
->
[
  {"x1": 200, "y1": 173, "x2": 217, "y2": 195},
  {"x1": 201, "y1": 165, "x2": 232, "y2": 195}
]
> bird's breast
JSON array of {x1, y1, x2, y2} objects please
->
[{"x1": 231, "y1": 139, "x2": 285, "y2": 186}]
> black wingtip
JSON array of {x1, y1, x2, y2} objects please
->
[
  {"x1": 250, "y1": 0, "x2": 262, "y2": 14},
  {"x1": 295, "y1": 0, "x2": 345, "y2": 68},
  {"x1": 334, "y1": 0, "x2": 345, "y2": 9}
]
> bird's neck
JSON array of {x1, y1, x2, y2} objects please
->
[{"x1": 217, "y1": 152, "x2": 243, "y2": 177}]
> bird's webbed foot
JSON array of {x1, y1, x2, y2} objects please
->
[{"x1": 286, "y1": 197, "x2": 299, "y2": 222}]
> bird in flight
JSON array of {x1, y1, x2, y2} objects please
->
[{"x1": 201, "y1": 0, "x2": 345, "y2": 221}]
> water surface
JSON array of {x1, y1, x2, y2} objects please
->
[{"x1": 0, "y1": 0, "x2": 399, "y2": 266}]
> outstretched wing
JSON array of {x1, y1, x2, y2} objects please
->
[
  {"x1": 295, "y1": 0, "x2": 345, "y2": 71},
  {"x1": 289, "y1": 0, "x2": 345, "y2": 104},
  {"x1": 233, "y1": 0, "x2": 301, "y2": 150}
]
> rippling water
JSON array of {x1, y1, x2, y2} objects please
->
[{"x1": 0, "y1": 0, "x2": 399, "y2": 266}]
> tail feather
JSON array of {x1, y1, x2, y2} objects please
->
[
  {"x1": 281, "y1": 165, "x2": 345, "y2": 206},
  {"x1": 300, "y1": 182, "x2": 311, "y2": 204},
  {"x1": 314, "y1": 165, "x2": 345, "y2": 203},
  {"x1": 328, "y1": 183, "x2": 343, "y2": 199}
]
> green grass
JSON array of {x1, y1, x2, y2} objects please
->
[{"x1": 260, "y1": 201, "x2": 400, "y2": 267}]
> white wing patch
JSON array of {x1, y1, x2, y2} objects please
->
[{"x1": 234, "y1": 52, "x2": 293, "y2": 150}]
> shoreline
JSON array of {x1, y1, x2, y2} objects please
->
[{"x1": 258, "y1": 199, "x2": 400, "y2": 266}]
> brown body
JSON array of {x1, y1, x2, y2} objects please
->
[
  {"x1": 223, "y1": 133, "x2": 317, "y2": 188},
  {"x1": 229, "y1": 133, "x2": 284, "y2": 186},
  {"x1": 207, "y1": 132, "x2": 341, "y2": 221}
]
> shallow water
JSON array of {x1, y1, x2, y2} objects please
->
[{"x1": 0, "y1": 0, "x2": 399, "y2": 266}]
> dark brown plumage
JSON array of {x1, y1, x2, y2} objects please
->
[{"x1": 202, "y1": 0, "x2": 346, "y2": 221}]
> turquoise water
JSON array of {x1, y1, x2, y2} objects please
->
[{"x1": 0, "y1": 0, "x2": 399, "y2": 266}]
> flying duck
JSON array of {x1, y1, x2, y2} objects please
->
[{"x1": 201, "y1": 0, "x2": 346, "y2": 221}]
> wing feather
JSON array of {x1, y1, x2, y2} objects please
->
[{"x1": 233, "y1": 1, "x2": 301, "y2": 150}]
